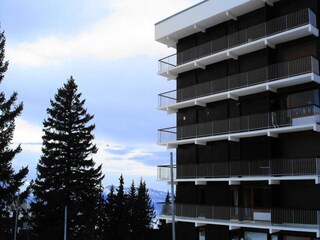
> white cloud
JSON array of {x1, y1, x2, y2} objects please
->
[
  {"x1": 13, "y1": 118, "x2": 43, "y2": 153},
  {"x1": 7, "y1": 0, "x2": 198, "y2": 67},
  {"x1": 11, "y1": 117, "x2": 164, "y2": 187},
  {"x1": 94, "y1": 139, "x2": 163, "y2": 178}
]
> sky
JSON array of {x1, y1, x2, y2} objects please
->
[{"x1": 0, "y1": 0, "x2": 200, "y2": 192}]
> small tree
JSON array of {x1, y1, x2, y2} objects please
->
[
  {"x1": 114, "y1": 175, "x2": 129, "y2": 240},
  {"x1": 135, "y1": 179, "x2": 155, "y2": 240},
  {"x1": 31, "y1": 77, "x2": 104, "y2": 240},
  {"x1": 127, "y1": 180, "x2": 137, "y2": 239},
  {"x1": 0, "y1": 26, "x2": 28, "y2": 240},
  {"x1": 157, "y1": 191, "x2": 171, "y2": 240},
  {"x1": 104, "y1": 185, "x2": 117, "y2": 240}
]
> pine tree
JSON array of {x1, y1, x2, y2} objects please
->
[
  {"x1": 104, "y1": 185, "x2": 117, "y2": 240},
  {"x1": 0, "y1": 26, "x2": 28, "y2": 240},
  {"x1": 158, "y1": 191, "x2": 171, "y2": 240},
  {"x1": 127, "y1": 180, "x2": 137, "y2": 240},
  {"x1": 31, "y1": 77, "x2": 104, "y2": 240},
  {"x1": 135, "y1": 179, "x2": 155, "y2": 240},
  {"x1": 114, "y1": 174, "x2": 129, "y2": 240}
]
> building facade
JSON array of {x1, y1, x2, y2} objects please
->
[{"x1": 155, "y1": 0, "x2": 320, "y2": 240}]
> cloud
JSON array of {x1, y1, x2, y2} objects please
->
[
  {"x1": 11, "y1": 118, "x2": 166, "y2": 188},
  {"x1": 94, "y1": 139, "x2": 164, "y2": 178},
  {"x1": 13, "y1": 118, "x2": 43, "y2": 153},
  {"x1": 7, "y1": 0, "x2": 198, "y2": 67}
]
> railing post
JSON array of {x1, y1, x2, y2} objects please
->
[
  {"x1": 269, "y1": 159, "x2": 271, "y2": 176},
  {"x1": 196, "y1": 205, "x2": 198, "y2": 218},
  {"x1": 212, "y1": 163, "x2": 214, "y2": 178}
]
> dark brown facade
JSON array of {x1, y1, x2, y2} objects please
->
[{"x1": 157, "y1": 0, "x2": 320, "y2": 240}]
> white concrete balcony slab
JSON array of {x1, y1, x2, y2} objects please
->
[
  {"x1": 159, "y1": 204, "x2": 320, "y2": 237},
  {"x1": 155, "y1": 0, "x2": 280, "y2": 47},
  {"x1": 158, "y1": 9, "x2": 318, "y2": 80},
  {"x1": 158, "y1": 105, "x2": 320, "y2": 148},
  {"x1": 157, "y1": 158, "x2": 320, "y2": 185},
  {"x1": 159, "y1": 56, "x2": 320, "y2": 114}
]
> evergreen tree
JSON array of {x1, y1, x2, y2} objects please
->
[
  {"x1": 161, "y1": 191, "x2": 171, "y2": 215},
  {"x1": 0, "y1": 26, "x2": 28, "y2": 240},
  {"x1": 135, "y1": 179, "x2": 155, "y2": 240},
  {"x1": 158, "y1": 191, "x2": 171, "y2": 240},
  {"x1": 104, "y1": 185, "x2": 117, "y2": 240},
  {"x1": 127, "y1": 180, "x2": 137, "y2": 240},
  {"x1": 114, "y1": 174, "x2": 129, "y2": 240},
  {"x1": 31, "y1": 77, "x2": 104, "y2": 240}
]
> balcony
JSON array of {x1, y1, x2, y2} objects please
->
[
  {"x1": 155, "y1": 0, "x2": 281, "y2": 47},
  {"x1": 157, "y1": 158, "x2": 320, "y2": 185},
  {"x1": 157, "y1": 164, "x2": 177, "y2": 182},
  {"x1": 158, "y1": 9, "x2": 318, "y2": 80},
  {"x1": 159, "y1": 56, "x2": 320, "y2": 114},
  {"x1": 159, "y1": 204, "x2": 320, "y2": 237},
  {"x1": 158, "y1": 105, "x2": 320, "y2": 148}
]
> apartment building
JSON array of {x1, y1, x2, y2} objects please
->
[{"x1": 155, "y1": 0, "x2": 320, "y2": 239}]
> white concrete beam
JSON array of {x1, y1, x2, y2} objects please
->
[
  {"x1": 269, "y1": 229, "x2": 280, "y2": 234},
  {"x1": 195, "y1": 140, "x2": 206, "y2": 146},
  {"x1": 195, "y1": 223, "x2": 206, "y2": 227},
  {"x1": 229, "y1": 180, "x2": 241, "y2": 185},
  {"x1": 226, "y1": 11, "x2": 237, "y2": 20},
  {"x1": 195, "y1": 99, "x2": 206, "y2": 107},
  {"x1": 194, "y1": 24, "x2": 206, "y2": 33},
  {"x1": 195, "y1": 181, "x2": 207, "y2": 185},
  {"x1": 267, "y1": 132, "x2": 279, "y2": 138},
  {"x1": 266, "y1": 85, "x2": 277, "y2": 93},
  {"x1": 229, "y1": 226, "x2": 240, "y2": 230},
  {"x1": 265, "y1": 39, "x2": 275, "y2": 49},
  {"x1": 263, "y1": 0, "x2": 274, "y2": 7},
  {"x1": 194, "y1": 62, "x2": 206, "y2": 69},
  {"x1": 228, "y1": 136, "x2": 239, "y2": 142},
  {"x1": 166, "y1": 36, "x2": 178, "y2": 48},
  {"x1": 227, "y1": 51, "x2": 238, "y2": 60},
  {"x1": 228, "y1": 93, "x2": 239, "y2": 101},
  {"x1": 268, "y1": 180, "x2": 280, "y2": 185},
  {"x1": 313, "y1": 124, "x2": 320, "y2": 133},
  {"x1": 166, "y1": 72, "x2": 177, "y2": 81}
]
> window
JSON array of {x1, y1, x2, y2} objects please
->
[
  {"x1": 284, "y1": 236, "x2": 311, "y2": 240},
  {"x1": 199, "y1": 230, "x2": 205, "y2": 240},
  {"x1": 286, "y1": 90, "x2": 320, "y2": 109},
  {"x1": 271, "y1": 235, "x2": 279, "y2": 240},
  {"x1": 244, "y1": 232, "x2": 267, "y2": 240}
]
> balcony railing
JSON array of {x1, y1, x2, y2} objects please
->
[
  {"x1": 160, "y1": 204, "x2": 320, "y2": 228},
  {"x1": 157, "y1": 158, "x2": 320, "y2": 181},
  {"x1": 158, "y1": 105, "x2": 320, "y2": 144},
  {"x1": 159, "y1": 56, "x2": 319, "y2": 108},
  {"x1": 158, "y1": 8, "x2": 317, "y2": 73},
  {"x1": 157, "y1": 164, "x2": 177, "y2": 181}
]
